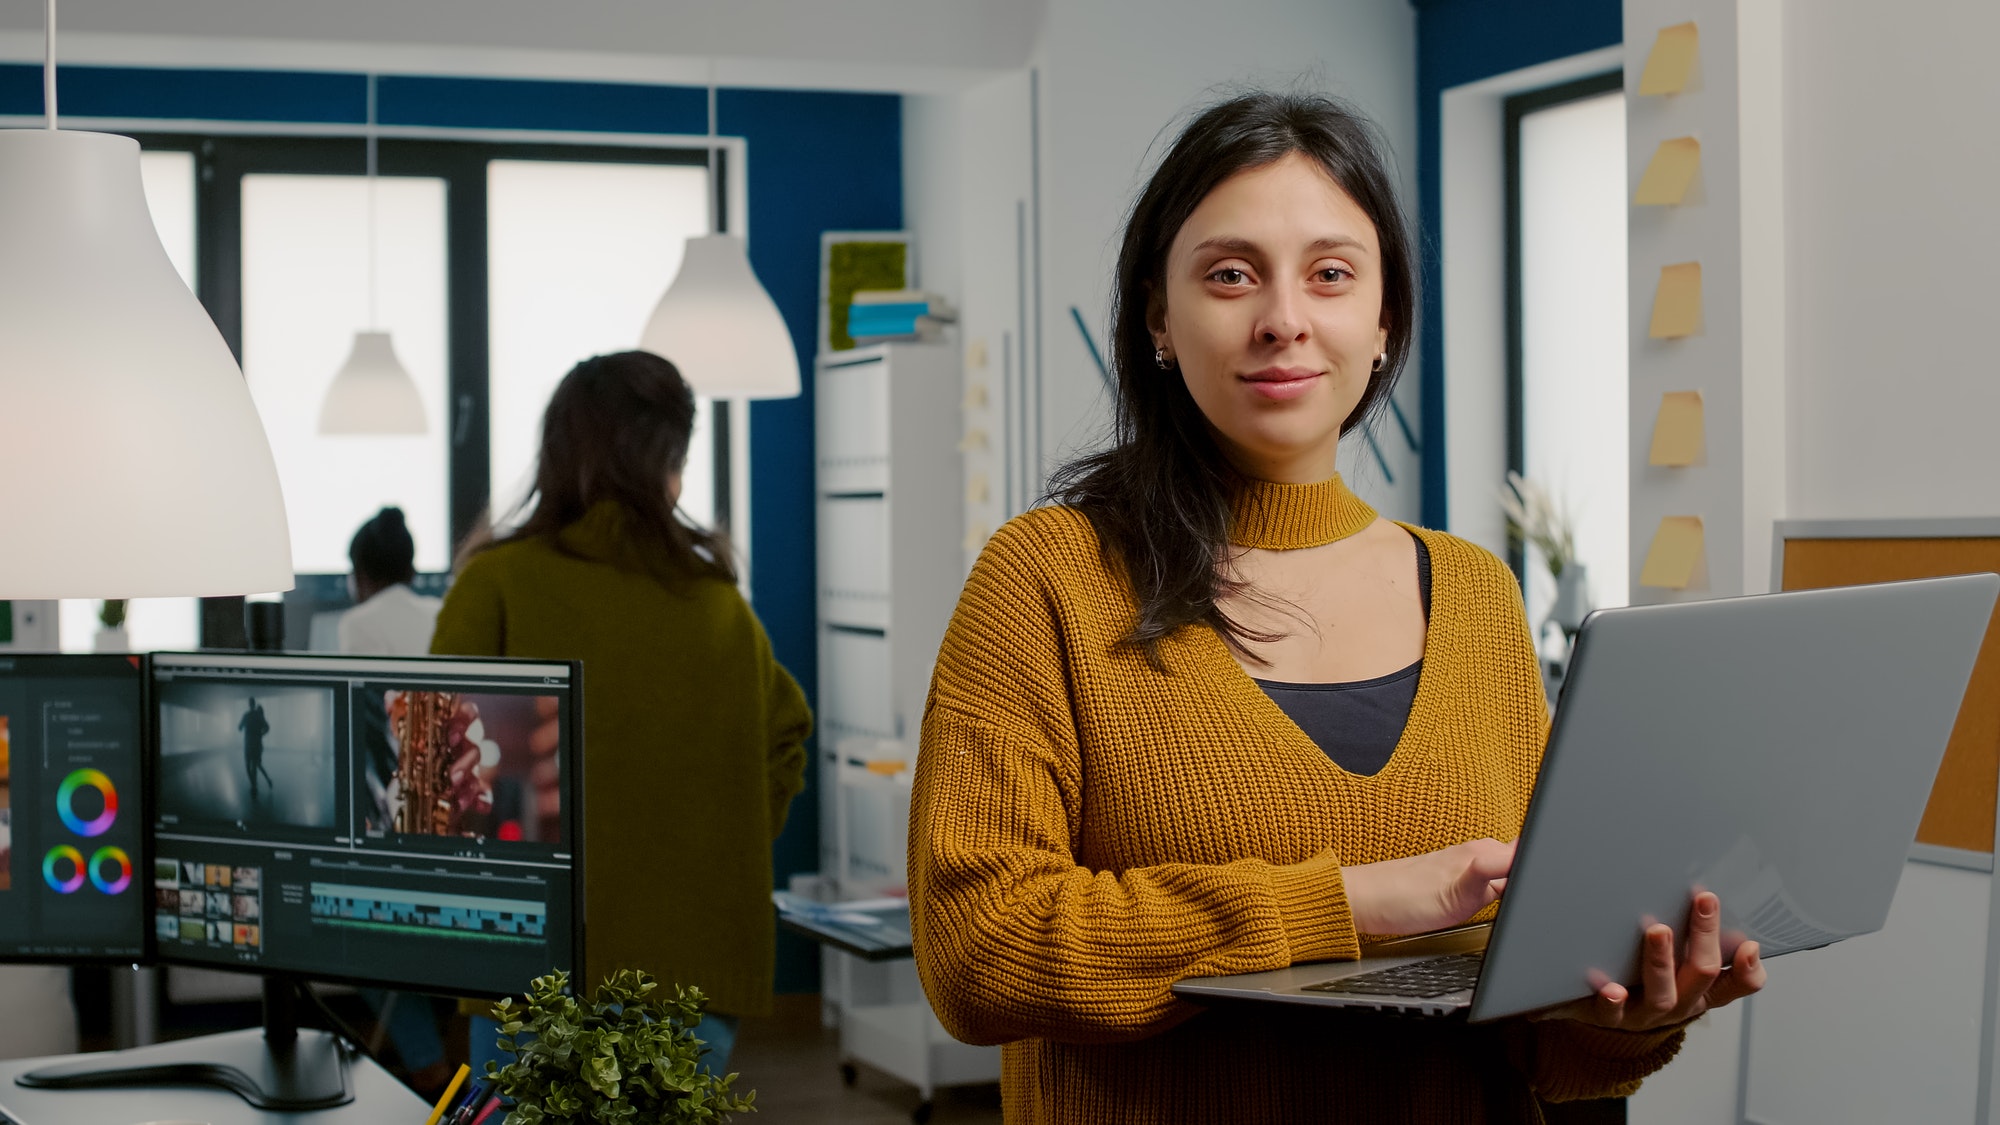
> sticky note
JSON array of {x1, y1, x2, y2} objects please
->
[
  {"x1": 966, "y1": 339, "x2": 989, "y2": 371},
  {"x1": 1648, "y1": 391, "x2": 1705, "y2": 466},
  {"x1": 957, "y1": 428, "x2": 988, "y2": 453},
  {"x1": 1639, "y1": 22, "x2": 1699, "y2": 96},
  {"x1": 967, "y1": 473, "x2": 989, "y2": 505},
  {"x1": 1649, "y1": 262, "x2": 1703, "y2": 338},
  {"x1": 1639, "y1": 516, "x2": 1704, "y2": 589},
  {"x1": 1634, "y1": 137, "x2": 1701, "y2": 206},
  {"x1": 962, "y1": 523, "x2": 991, "y2": 551},
  {"x1": 963, "y1": 382, "x2": 989, "y2": 409}
]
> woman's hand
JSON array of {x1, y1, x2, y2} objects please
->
[
  {"x1": 1342, "y1": 838, "x2": 1516, "y2": 936},
  {"x1": 1540, "y1": 890, "x2": 1767, "y2": 1031}
]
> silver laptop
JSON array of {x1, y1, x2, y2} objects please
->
[{"x1": 1173, "y1": 574, "x2": 2000, "y2": 1023}]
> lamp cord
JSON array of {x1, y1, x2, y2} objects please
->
[
  {"x1": 366, "y1": 73, "x2": 379, "y2": 329},
  {"x1": 707, "y1": 59, "x2": 718, "y2": 234},
  {"x1": 43, "y1": 0, "x2": 56, "y2": 129}
]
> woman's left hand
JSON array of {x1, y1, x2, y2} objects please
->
[{"x1": 1540, "y1": 890, "x2": 1767, "y2": 1031}]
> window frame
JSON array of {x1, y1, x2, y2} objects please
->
[
  {"x1": 1501, "y1": 69, "x2": 1624, "y2": 580},
  {"x1": 127, "y1": 134, "x2": 729, "y2": 646}
]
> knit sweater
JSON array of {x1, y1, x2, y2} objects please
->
[
  {"x1": 431, "y1": 501, "x2": 812, "y2": 1016},
  {"x1": 909, "y1": 476, "x2": 1681, "y2": 1124}
]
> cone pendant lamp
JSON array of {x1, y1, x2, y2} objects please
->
[
  {"x1": 319, "y1": 74, "x2": 427, "y2": 435},
  {"x1": 636, "y1": 66, "x2": 799, "y2": 399},
  {"x1": 0, "y1": 0, "x2": 292, "y2": 598}
]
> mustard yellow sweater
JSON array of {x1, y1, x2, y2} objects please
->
[{"x1": 909, "y1": 477, "x2": 1681, "y2": 1124}]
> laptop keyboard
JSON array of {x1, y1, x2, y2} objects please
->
[{"x1": 1303, "y1": 952, "x2": 1485, "y2": 999}]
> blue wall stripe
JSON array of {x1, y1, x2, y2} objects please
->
[
  {"x1": 0, "y1": 63, "x2": 898, "y2": 994},
  {"x1": 379, "y1": 74, "x2": 709, "y2": 134},
  {"x1": 0, "y1": 63, "x2": 364, "y2": 122},
  {"x1": 1413, "y1": 0, "x2": 1621, "y2": 528}
]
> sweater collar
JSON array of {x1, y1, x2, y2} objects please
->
[{"x1": 1229, "y1": 473, "x2": 1378, "y2": 550}]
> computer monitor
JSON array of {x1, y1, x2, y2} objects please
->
[
  {"x1": 280, "y1": 573, "x2": 452, "y2": 652},
  {"x1": 0, "y1": 654, "x2": 147, "y2": 962},
  {"x1": 17, "y1": 651, "x2": 582, "y2": 1111},
  {"x1": 145, "y1": 651, "x2": 582, "y2": 998}
]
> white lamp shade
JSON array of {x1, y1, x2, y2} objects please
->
[
  {"x1": 319, "y1": 330, "x2": 428, "y2": 435},
  {"x1": 0, "y1": 130, "x2": 292, "y2": 599},
  {"x1": 637, "y1": 233, "x2": 800, "y2": 399}
]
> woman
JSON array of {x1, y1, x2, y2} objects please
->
[
  {"x1": 908, "y1": 93, "x2": 1764, "y2": 1122},
  {"x1": 432, "y1": 351, "x2": 812, "y2": 1074}
]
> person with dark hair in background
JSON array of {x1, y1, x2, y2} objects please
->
[
  {"x1": 339, "y1": 506, "x2": 442, "y2": 657},
  {"x1": 433, "y1": 350, "x2": 812, "y2": 1077},
  {"x1": 238, "y1": 697, "x2": 272, "y2": 801},
  {"x1": 909, "y1": 92, "x2": 1764, "y2": 1122}
]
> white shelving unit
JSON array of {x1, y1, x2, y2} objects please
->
[{"x1": 813, "y1": 342, "x2": 999, "y2": 1118}]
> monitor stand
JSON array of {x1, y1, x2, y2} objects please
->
[{"x1": 15, "y1": 975, "x2": 353, "y2": 1111}]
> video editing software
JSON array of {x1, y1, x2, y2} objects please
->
[
  {"x1": 0, "y1": 655, "x2": 146, "y2": 961},
  {"x1": 148, "y1": 653, "x2": 579, "y2": 998}
]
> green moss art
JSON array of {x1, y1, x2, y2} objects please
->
[{"x1": 826, "y1": 240, "x2": 908, "y2": 352}]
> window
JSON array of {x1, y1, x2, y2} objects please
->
[
  {"x1": 122, "y1": 136, "x2": 720, "y2": 645},
  {"x1": 241, "y1": 173, "x2": 451, "y2": 573},
  {"x1": 1506, "y1": 74, "x2": 1629, "y2": 643},
  {"x1": 486, "y1": 160, "x2": 714, "y2": 528}
]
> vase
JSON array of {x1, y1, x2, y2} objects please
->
[
  {"x1": 1549, "y1": 563, "x2": 1591, "y2": 635},
  {"x1": 92, "y1": 625, "x2": 129, "y2": 653}
]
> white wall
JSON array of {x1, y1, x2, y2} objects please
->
[
  {"x1": 1783, "y1": 0, "x2": 2000, "y2": 520},
  {"x1": 0, "y1": 1, "x2": 1046, "y2": 87},
  {"x1": 1030, "y1": 0, "x2": 1421, "y2": 518}
]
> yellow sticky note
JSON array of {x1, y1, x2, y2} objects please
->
[
  {"x1": 1639, "y1": 22, "x2": 1699, "y2": 96},
  {"x1": 967, "y1": 473, "x2": 989, "y2": 505},
  {"x1": 1648, "y1": 391, "x2": 1705, "y2": 466},
  {"x1": 957, "y1": 428, "x2": 989, "y2": 453},
  {"x1": 1639, "y1": 516, "x2": 1704, "y2": 589},
  {"x1": 962, "y1": 523, "x2": 991, "y2": 552},
  {"x1": 963, "y1": 381, "x2": 989, "y2": 410},
  {"x1": 966, "y1": 339, "x2": 989, "y2": 371},
  {"x1": 1649, "y1": 262, "x2": 1703, "y2": 338},
  {"x1": 1634, "y1": 137, "x2": 1701, "y2": 206}
]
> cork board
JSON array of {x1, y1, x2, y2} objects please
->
[{"x1": 1781, "y1": 537, "x2": 2000, "y2": 852}]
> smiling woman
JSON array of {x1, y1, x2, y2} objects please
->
[{"x1": 907, "y1": 91, "x2": 1761, "y2": 1124}]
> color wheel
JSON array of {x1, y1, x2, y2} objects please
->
[
  {"x1": 89, "y1": 846, "x2": 132, "y2": 894},
  {"x1": 42, "y1": 845, "x2": 85, "y2": 893},
  {"x1": 57, "y1": 768, "x2": 117, "y2": 837}
]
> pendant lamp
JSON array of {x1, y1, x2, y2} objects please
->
[
  {"x1": 318, "y1": 74, "x2": 427, "y2": 434},
  {"x1": 637, "y1": 68, "x2": 800, "y2": 399},
  {"x1": 0, "y1": 0, "x2": 292, "y2": 599}
]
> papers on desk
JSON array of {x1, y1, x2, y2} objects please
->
[{"x1": 773, "y1": 891, "x2": 913, "y2": 960}]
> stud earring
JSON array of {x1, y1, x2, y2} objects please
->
[{"x1": 1155, "y1": 348, "x2": 1172, "y2": 370}]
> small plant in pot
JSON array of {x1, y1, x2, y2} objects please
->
[{"x1": 488, "y1": 969, "x2": 754, "y2": 1124}]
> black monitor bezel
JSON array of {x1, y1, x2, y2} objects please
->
[
  {"x1": 142, "y1": 650, "x2": 585, "y2": 1001},
  {"x1": 0, "y1": 651, "x2": 155, "y2": 966}
]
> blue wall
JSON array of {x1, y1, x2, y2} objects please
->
[
  {"x1": 0, "y1": 63, "x2": 901, "y2": 994},
  {"x1": 1413, "y1": 0, "x2": 1620, "y2": 527}
]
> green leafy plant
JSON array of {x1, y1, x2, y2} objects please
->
[
  {"x1": 1496, "y1": 470, "x2": 1577, "y2": 578},
  {"x1": 98, "y1": 599, "x2": 127, "y2": 629},
  {"x1": 489, "y1": 969, "x2": 754, "y2": 1125}
]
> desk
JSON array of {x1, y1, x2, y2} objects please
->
[{"x1": 0, "y1": 1030, "x2": 427, "y2": 1125}]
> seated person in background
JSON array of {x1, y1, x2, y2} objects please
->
[{"x1": 338, "y1": 506, "x2": 441, "y2": 657}]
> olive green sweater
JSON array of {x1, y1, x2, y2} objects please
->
[{"x1": 431, "y1": 501, "x2": 812, "y2": 1016}]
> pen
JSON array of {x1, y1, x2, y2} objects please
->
[
  {"x1": 446, "y1": 1078, "x2": 496, "y2": 1125},
  {"x1": 454, "y1": 1080, "x2": 503, "y2": 1125},
  {"x1": 424, "y1": 1063, "x2": 471, "y2": 1125}
]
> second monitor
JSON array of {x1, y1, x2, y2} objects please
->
[{"x1": 147, "y1": 651, "x2": 581, "y2": 999}]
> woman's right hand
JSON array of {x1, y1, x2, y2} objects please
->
[{"x1": 1342, "y1": 838, "x2": 1517, "y2": 936}]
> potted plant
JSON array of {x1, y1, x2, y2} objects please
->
[
  {"x1": 94, "y1": 599, "x2": 129, "y2": 653},
  {"x1": 487, "y1": 969, "x2": 755, "y2": 1124}
]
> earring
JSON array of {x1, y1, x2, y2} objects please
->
[
  {"x1": 1371, "y1": 352, "x2": 1387, "y2": 372},
  {"x1": 1155, "y1": 348, "x2": 1172, "y2": 370}
]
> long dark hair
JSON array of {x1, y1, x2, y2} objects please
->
[
  {"x1": 470, "y1": 350, "x2": 735, "y2": 585},
  {"x1": 1045, "y1": 91, "x2": 1417, "y2": 662}
]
